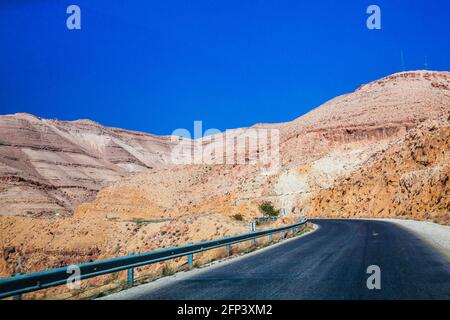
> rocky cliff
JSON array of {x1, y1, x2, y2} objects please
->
[{"x1": 309, "y1": 121, "x2": 449, "y2": 224}]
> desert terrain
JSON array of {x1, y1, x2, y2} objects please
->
[{"x1": 0, "y1": 70, "x2": 449, "y2": 298}]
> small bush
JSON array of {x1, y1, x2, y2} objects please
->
[
  {"x1": 232, "y1": 213, "x2": 244, "y2": 221},
  {"x1": 258, "y1": 201, "x2": 280, "y2": 217},
  {"x1": 162, "y1": 266, "x2": 175, "y2": 277}
]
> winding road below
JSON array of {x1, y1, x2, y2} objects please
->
[{"x1": 103, "y1": 219, "x2": 450, "y2": 300}]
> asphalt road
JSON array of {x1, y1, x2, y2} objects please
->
[{"x1": 106, "y1": 219, "x2": 450, "y2": 300}]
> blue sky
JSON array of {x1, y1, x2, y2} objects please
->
[{"x1": 1, "y1": 0, "x2": 449, "y2": 135}]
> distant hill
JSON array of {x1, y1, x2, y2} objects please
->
[{"x1": 0, "y1": 113, "x2": 177, "y2": 216}]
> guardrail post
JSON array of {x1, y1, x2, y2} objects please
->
[
  {"x1": 224, "y1": 236, "x2": 231, "y2": 256},
  {"x1": 250, "y1": 222, "x2": 257, "y2": 246},
  {"x1": 12, "y1": 257, "x2": 22, "y2": 300},
  {"x1": 187, "y1": 253, "x2": 193, "y2": 269},
  {"x1": 13, "y1": 294, "x2": 22, "y2": 300},
  {"x1": 12, "y1": 274, "x2": 22, "y2": 300},
  {"x1": 127, "y1": 268, "x2": 134, "y2": 287}
]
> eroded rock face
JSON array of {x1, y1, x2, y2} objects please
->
[
  {"x1": 0, "y1": 113, "x2": 177, "y2": 216},
  {"x1": 309, "y1": 123, "x2": 450, "y2": 224}
]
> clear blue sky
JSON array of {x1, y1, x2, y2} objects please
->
[{"x1": 1, "y1": 0, "x2": 449, "y2": 135}]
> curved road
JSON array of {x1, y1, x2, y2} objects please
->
[{"x1": 105, "y1": 219, "x2": 450, "y2": 300}]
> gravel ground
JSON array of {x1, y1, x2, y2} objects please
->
[{"x1": 380, "y1": 219, "x2": 450, "y2": 258}]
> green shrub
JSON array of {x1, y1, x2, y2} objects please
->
[
  {"x1": 162, "y1": 266, "x2": 175, "y2": 277},
  {"x1": 258, "y1": 201, "x2": 280, "y2": 217}
]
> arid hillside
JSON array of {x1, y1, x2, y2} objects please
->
[
  {"x1": 1, "y1": 71, "x2": 449, "y2": 219},
  {"x1": 0, "y1": 70, "x2": 449, "y2": 292},
  {"x1": 0, "y1": 113, "x2": 176, "y2": 216},
  {"x1": 76, "y1": 71, "x2": 450, "y2": 220},
  {"x1": 309, "y1": 121, "x2": 449, "y2": 224}
]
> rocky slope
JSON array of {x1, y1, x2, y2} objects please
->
[
  {"x1": 0, "y1": 70, "x2": 449, "y2": 297},
  {"x1": 0, "y1": 113, "x2": 176, "y2": 216},
  {"x1": 2, "y1": 71, "x2": 448, "y2": 219},
  {"x1": 76, "y1": 71, "x2": 450, "y2": 220},
  {"x1": 309, "y1": 121, "x2": 449, "y2": 224}
]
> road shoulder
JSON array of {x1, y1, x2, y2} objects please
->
[{"x1": 380, "y1": 218, "x2": 450, "y2": 259}]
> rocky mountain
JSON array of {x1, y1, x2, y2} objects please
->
[
  {"x1": 0, "y1": 70, "x2": 449, "y2": 295},
  {"x1": 2, "y1": 71, "x2": 448, "y2": 219},
  {"x1": 76, "y1": 71, "x2": 450, "y2": 221},
  {"x1": 0, "y1": 113, "x2": 176, "y2": 216}
]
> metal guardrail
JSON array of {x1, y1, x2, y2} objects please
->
[
  {"x1": 255, "y1": 217, "x2": 278, "y2": 222},
  {"x1": 0, "y1": 219, "x2": 307, "y2": 299}
]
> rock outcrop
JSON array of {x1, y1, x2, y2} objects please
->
[{"x1": 309, "y1": 122, "x2": 449, "y2": 224}]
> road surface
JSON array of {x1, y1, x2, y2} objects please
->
[{"x1": 104, "y1": 219, "x2": 450, "y2": 300}]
